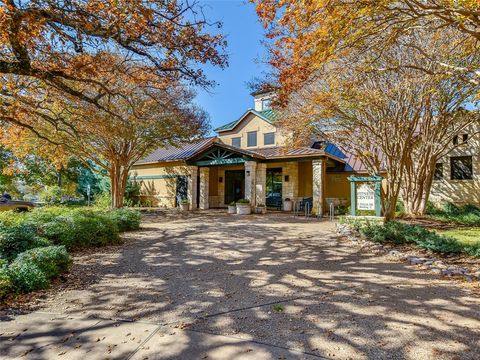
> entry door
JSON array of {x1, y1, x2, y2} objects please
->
[
  {"x1": 224, "y1": 170, "x2": 245, "y2": 205},
  {"x1": 266, "y1": 168, "x2": 283, "y2": 209},
  {"x1": 176, "y1": 176, "x2": 188, "y2": 207}
]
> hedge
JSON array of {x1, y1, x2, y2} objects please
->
[{"x1": 0, "y1": 207, "x2": 141, "y2": 297}]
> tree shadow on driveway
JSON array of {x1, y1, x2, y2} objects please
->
[{"x1": 1, "y1": 211, "x2": 479, "y2": 359}]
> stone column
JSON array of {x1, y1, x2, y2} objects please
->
[
  {"x1": 188, "y1": 166, "x2": 198, "y2": 210},
  {"x1": 244, "y1": 161, "x2": 257, "y2": 208},
  {"x1": 312, "y1": 159, "x2": 325, "y2": 216},
  {"x1": 282, "y1": 162, "x2": 299, "y2": 201},
  {"x1": 199, "y1": 167, "x2": 209, "y2": 210},
  {"x1": 255, "y1": 163, "x2": 267, "y2": 207}
]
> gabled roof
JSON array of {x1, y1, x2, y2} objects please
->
[
  {"x1": 214, "y1": 109, "x2": 281, "y2": 133},
  {"x1": 135, "y1": 137, "x2": 216, "y2": 164}
]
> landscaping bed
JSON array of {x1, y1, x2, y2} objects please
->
[
  {"x1": 338, "y1": 218, "x2": 480, "y2": 282},
  {"x1": 0, "y1": 207, "x2": 141, "y2": 300}
]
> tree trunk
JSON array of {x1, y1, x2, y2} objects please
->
[
  {"x1": 401, "y1": 154, "x2": 436, "y2": 217},
  {"x1": 109, "y1": 161, "x2": 130, "y2": 208}
]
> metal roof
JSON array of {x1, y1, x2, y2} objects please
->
[
  {"x1": 252, "y1": 146, "x2": 326, "y2": 159},
  {"x1": 323, "y1": 143, "x2": 386, "y2": 172},
  {"x1": 214, "y1": 109, "x2": 281, "y2": 133},
  {"x1": 135, "y1": 137, "x2": 216, "y2": 164}
]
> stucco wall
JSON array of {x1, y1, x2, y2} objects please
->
[
  {"x1": 131, "y1": 162, "x2": 192, "y2": 208},
  {"x1": 430, "y1": 128, "x2": 480, "y2": 206},
  {"x1": 217, "y1": 113, "x2": 290, "y2": 149}
]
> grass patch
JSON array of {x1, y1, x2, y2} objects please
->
[{"x1": 437, "y1": 228, "x2": 480, "y2": 246}]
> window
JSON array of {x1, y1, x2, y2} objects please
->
[
  {"x1": 231, "y1": 137, "x2": 241, "y2": 148},
  {"x1": 450, "y1": 156, "x2": 473, "y2": 180},
  {"x1": 247, "y1": 131, "x2": 257, "y2": 147},
  {"x1": 264, "y1": 132, "x2": 275, "y2": 145},
  {"x1": 434, "y1": 163, "x2": 443, "y2": 180},
  {"x1": 453, "y1": 135, "x2": 459, "y2": 145},
  {"x1": 261, "y1": 98, "x2": 272, "y2": 110},
  {"x1": 463, "y1": 134, "x2": 469, "y2": 143}
]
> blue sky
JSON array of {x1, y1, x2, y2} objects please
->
[{"x1": 196, "y1": 0, "x2": 270, "y2": 133}]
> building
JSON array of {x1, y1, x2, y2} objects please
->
[
  {"x1": 430, "y1": 125, "x2": 480, "y2": 206},
  {"x1": 131, "y1": 91, "x2": 480, "y2": 211}
]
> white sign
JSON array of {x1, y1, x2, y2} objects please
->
[{"x1": 357, "y1": 183, "x2": 375, "y2": 210}]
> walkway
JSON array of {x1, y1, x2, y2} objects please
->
[{"x1": 1, "y1": 211, "x2": 479, "y2": 359}]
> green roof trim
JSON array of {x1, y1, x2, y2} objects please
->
[{"x1": 214, "y1": 109, "x2": 281, "y2": 133}]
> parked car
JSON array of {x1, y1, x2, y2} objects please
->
[{"x1": 0, "y1": 198, "x2": 35, "y2": 212}]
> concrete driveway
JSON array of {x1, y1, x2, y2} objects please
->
[{"x1": 1, "y1": 211, "x2": 479, "y2": 359}]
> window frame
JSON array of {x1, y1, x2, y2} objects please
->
[
  {"x1": 450, "y1": 156, "x2": 473, "y2": 180},
  {"x1": 231, "y1": 137, "x2": 241, "y2": 148},
  {"x1": 434, "y1": 163, "x2": 443, "y2": 181},
  {"x1": 261, "y1": 98, "x2": 272, "y2": 111},
  {"x1": 263, "y1": 132, "x2": 275, "y2": 145},
  {"x1": 247, "y1": 131, "x2": 257, "y2": 147}
]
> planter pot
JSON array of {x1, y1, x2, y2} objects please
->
[
  {"x1": 236, "y1": 203, "x2": 251, "y2": 215},
  {"x1": 227, "y1": 205, "x2": 236, "y2": 214},
  {"x1": 283, "y1": 200, "x2": 292, "y2": 212},
  {"x1": 180, "y1": 203, "x2": 190, "y2": 211},
  {"x1": 255, "y1": 206, "x2": 266, "y2": 214}
]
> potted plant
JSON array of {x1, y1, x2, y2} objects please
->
[
  {"x1": 283, "y1": 198, "x2": 292, "y2": 211},
  {"x1": 236, "y1": 198, "x2": 251, "y2": 215},
  {"x1": 179, "y1": 198, "x2": 190, "y2": 211},
  {"x1": 255, "y1": 204, "x2": 266, "y2": 214},
  {"x1": 228, "y1": 201, "x2": 237, "y2": 214}
]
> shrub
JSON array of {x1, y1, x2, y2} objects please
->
[
  {"x1": 40, "y1": 211, "x2": 120, "y2": 249},
  {"x1": 352, "y1": 220, "x2": 472, "y2": 256},
  {"x1": 107, "y1": 208, "x2": 141, "y2": 232},
  {"x1": 8, "y1": 258, "x2": 48, "y2": 293},
  {"x1": 0, "y1": 223, "x2": 51, "y2": 262},
  {"x1": 38, "y1": 186, "x2": 65, "y2": 205},
  {"x1": 14, "y1": 246, "x2": 71, "y2": 279},
  {"x1": 236, "y1": 199, "x2": 250, "y2": 204},
  {"x1": 0, "y1": 259, "x2": 12, "y2": 297},
  {"x1": 426, "y1": 202, "x2": 480, "y2": 226}
]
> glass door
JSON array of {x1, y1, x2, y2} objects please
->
[{"x1": 266, "y1": 168, "x2": 282, "y2": 209}]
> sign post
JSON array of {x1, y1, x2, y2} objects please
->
[{"x1": 348, "y1": 176, "x2": 382, "y2": 218}]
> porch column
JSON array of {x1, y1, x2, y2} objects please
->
[
  {"x1": 244, "y1": 161, "x2": 257, "y2": 207},
  {"x1": 312, "y1": 159, "x2": 326, "y2": 216},
  {"x1": 255, "y1": 163, "x2": 267, "y2": 207},
  {"x1": 188, "y1": 166, "x2": 198, "y2": 210},
  {"x1": 199, "y1": 167, "x2": 209, "y2": 210}
]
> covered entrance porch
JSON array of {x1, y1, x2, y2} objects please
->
[{"x1": 184, "y1": 143, "x2": 338, "y2": 216}]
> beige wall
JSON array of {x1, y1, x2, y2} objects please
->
[
  {"x1": 217, "y1": 112, "x2": 290, "y2": 149},
  {"x1": 131, "y1": 162, "x2": 193, "y2": 208},
  {"x1": 430, "y1": 127, "x2": 480, "y2": 206}
]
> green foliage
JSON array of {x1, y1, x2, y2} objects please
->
[
  {"x1": 125, "y1": 179, "x2": 141, "y2": 206},
  {"x1": 236, "y1": 199, "x2": 250, "y2": 204},
  {"x1": 272, "y1": 304, "x2": 285, "y2": 312},
  {"x1": 94, "y1": 192, "x2": 112, "y2": 208},
  {"x1": 0, "y1": 206, "x2": 140, "y2": 296},
  {"x1": 8, "y1": 258, "x2": 49, "y2": 293},
  {"x1": 229, "y1": 201, "x2": 236, "y2": 206},
  {"x1": 38, "y1": 186, "x2": 65, "y2": 205},
  {"x1": 426, "y1": 202, "x2": 480, "y2": 226},
  {"x1": 0, "y1": 258, "x2": 12, "y2": 297},
  {"x1": 13, "y1": 246, "x2": 71, "y2": 280},
  {"x1": 107, "y1": 208, "x2": 141, "y2": 232},
  {"x1": 0, "y1": 222, "x2": 51, "y2": 261},
  {"x1": 40, "y1": 211, "x2": 120, "y2": 249},
  {"x1": 354, "y1": 221, "x2": 476, "y2": 256}
]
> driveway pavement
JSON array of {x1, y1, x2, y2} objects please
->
[{"x1": 1, "y1": 211, "x2": 479, "y2": 359}]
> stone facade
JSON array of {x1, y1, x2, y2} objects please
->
[
  {"x1": 199, "y1": 167, "x2": 209, "y2": 210},
  {"x1": 312, "y1": 159, "x2": 326, "y2": 216}
]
